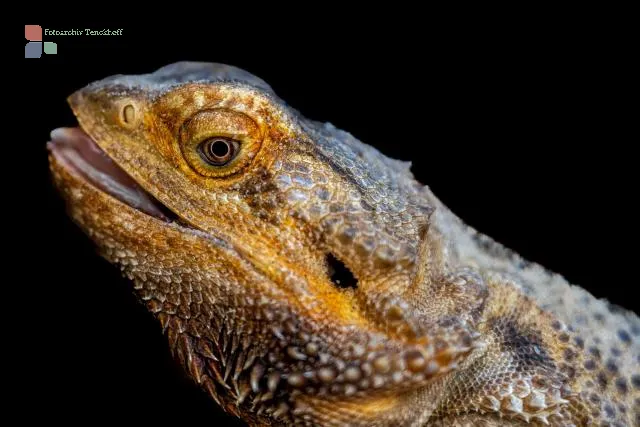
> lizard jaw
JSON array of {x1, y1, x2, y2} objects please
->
[{"x1": 47, "y1": 126, "x2": 178, "y2": 222}]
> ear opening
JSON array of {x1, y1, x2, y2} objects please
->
[{"x1": 326, "y1": 252, "x2": 358, "y2": 290}]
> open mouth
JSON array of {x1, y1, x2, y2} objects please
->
[{"x1": 47, "y1": 127, "x2": 178, "y2": 222}]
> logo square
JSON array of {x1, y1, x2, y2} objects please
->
[
  {"x1": 25, "y1": 25, "x2": 42, "y2": 41},
  {"x1": 44, "y1": 42, "x2": 57, "y2": 54},
  {"x1": 25, "y1": 41, "x2": 42, "y2": 58}
]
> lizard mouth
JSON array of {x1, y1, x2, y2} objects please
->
[{"x1": 47, "y1": 127, "x2": 178, "y2": 222}]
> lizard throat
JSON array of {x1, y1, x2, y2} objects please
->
[{"x1": 47, "y1": 127, "x2": 179, "y2": 222}]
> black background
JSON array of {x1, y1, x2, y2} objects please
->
[{"x1": 20, "y1": 19, "x2": 637, "y2": 424}]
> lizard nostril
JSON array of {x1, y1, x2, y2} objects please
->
[
  {"x1": 120, "y1": 103, "x2": 138, "y2": 128},
  {"x1": 326, "y1": 253, "x2": 358, "y2": 290}
]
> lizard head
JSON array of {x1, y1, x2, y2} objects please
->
[{"x1": 48, "y1": 62, "x2": 477, "y2": 425}]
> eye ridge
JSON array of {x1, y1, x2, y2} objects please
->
[{"x1": 198, "y1": 137, "x2": 240, "y2": 166}]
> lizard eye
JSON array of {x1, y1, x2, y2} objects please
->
[
  {"x1": 179, "y1": 108, "x2": 262, "y2": 178},
  {"x1": 198, "y1": 138, "x2": 239, "y2": 166}
]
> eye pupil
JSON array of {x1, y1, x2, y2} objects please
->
[
  {"x1": 210, "y1": 140, "x2": 230, "y2": 157},
  {"x1": 199, "y1": 138, "x2": 238, "y2": 166}
]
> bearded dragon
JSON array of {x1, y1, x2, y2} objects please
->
[{"x1": 47, "y1": 62, "x2": 639, "y2": 426}]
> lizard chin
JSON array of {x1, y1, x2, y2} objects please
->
[{"x1": 47, "y1": 127, "x2": 179, "y2": 222}]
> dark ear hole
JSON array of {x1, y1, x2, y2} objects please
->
[{"x1": 326, "y1": 253, "x2": 358, "y2": 290}]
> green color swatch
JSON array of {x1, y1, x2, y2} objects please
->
[{"x1": 44, "y1": 42, "x2": 57, "y2": 54}]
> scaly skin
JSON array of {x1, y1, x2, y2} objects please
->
[{"x1": 48, "y1": 62, "x2": 639, "y2": 426}]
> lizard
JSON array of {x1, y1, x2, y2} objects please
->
[{"x1": 46, "y1": 62, "x2": 639, "y2": 426}]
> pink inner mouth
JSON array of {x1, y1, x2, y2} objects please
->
[{"x1": 47, "y1": 127, "x2": 172, "y2": 221}]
